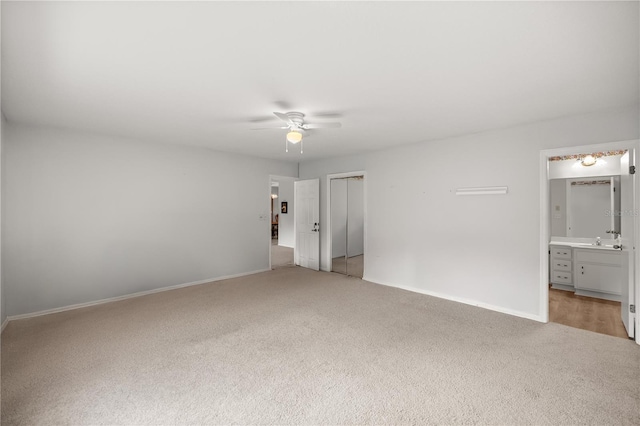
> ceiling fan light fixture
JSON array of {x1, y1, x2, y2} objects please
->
[{"x1": 286, "y1": 130, "x2": 303, "y2": 144}]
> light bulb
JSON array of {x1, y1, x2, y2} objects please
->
[
  {"x1": 581, "y1": 155, "x2": 597, "y2": 166},
  {"x1": 286, "y1": 131, "x2": 302, "y2": 144}
]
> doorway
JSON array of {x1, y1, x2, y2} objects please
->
[
  {"x1": 270, "y1": 176, "x2": 294, "y2": 269},
  {"x1": 541, "y1": 142, "x2": 639, "y2": 343},
  {"x1": 329, "y1": 174, "x2": 365, "y2": 278}
]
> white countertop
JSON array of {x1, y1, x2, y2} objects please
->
[{"x1": 550, "y1": 239, "x2": 621, "y2": 251}]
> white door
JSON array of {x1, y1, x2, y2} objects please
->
[
  {"x1": 620, "y1": 150, "x2": 636, "y2": 338},
  {"x1": 294, "y1": 179, "x2": 320, "y2": 271}
]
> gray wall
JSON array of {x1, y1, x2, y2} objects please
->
[
  {"x1": 3, "y1": 122, "x2": 297, "y2": 317},
  {"x1": 550, "y1": 179, "x2": 567, "y2": 237},
  {"x1": 301, "y1": 105, "x2": 639, "y2": 320},
  {"x1": 3, "y1": 106, "x2": 638, "y2": 322}
]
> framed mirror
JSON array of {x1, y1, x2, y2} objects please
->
[{"x1": 550, "y1": 175, "x2": 620, "y2": 239}]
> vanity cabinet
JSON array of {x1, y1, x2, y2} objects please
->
[
  {"x1": 550, "y1": 245, "x2": 573, "y2": 286},
  {"x1": 574, "y1": 249, "x2": 622, "y2": 298}
]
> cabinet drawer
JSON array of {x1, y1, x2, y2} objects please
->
[
  {"x1": 550, "y1": 246, "x2": 572, "y2": 259},
  {"x1": 552, "y1": 260, "x2": 572, "y2": 272},
  {"x1": 551, "y1": 271, "x2": 572, "y2": 284}
]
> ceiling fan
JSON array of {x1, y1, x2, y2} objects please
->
[{"x1": 252, "y1": 111, "x2": 342, "y2": 153}]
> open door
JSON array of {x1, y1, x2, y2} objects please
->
[
  {"x1": 294, "y1": 179, "x2": 320, "y2": 271},
  {"x1": 620, "y1": 150, "x2": 636, "y2": 339}
]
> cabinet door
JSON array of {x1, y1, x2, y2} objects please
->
[{"x1": 575, "y1": 263, "x2": 622, "y2": 294}]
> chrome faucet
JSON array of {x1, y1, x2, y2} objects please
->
[
  {"x1": 606, "y1": 230, "x2": 621, "y2": 239},
  {"x1": 595, "y1": 237, "x2": 602, "y2": 246}
]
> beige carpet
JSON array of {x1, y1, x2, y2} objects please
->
[{"x1": 2, "y1": 267, "x2": 640, "y2": 425}]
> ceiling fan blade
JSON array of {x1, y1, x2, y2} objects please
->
[
  {"x1": 251, "y1": 126, "x2": 289, "y2": 130},
  {"x1": 248, "y1": 116, "x2": 277, "y2": 123},
  {"x1": 273, "y1": 100, "x2": 293, "y2": 110},
  {"x1": 273, "y1": 112, "x2": 295, "y2": 125},
  {"x1": 303, "y1": 122, "x2": 342, "y2": 129},
  {"x1": 310, "y1": 111, "x2": 343, "y2": 119}
]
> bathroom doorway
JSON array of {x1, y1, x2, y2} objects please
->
[
  {"x1": 541, "y1": 142, "x2": 638, "y2": 343},
  {"x1": 329, "y1": 173, "x2": 365, "y2": 278}
]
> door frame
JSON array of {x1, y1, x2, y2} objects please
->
[
  {"x1": 326, "y1": 171, "x2": 367, "y2": 275},
  {"x1": 539, "y1": 139, "x2": 640, "y2": 345}
]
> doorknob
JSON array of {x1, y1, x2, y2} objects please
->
[{"x1": 312, "y1": 222, "x2": 320, "y2": 232}]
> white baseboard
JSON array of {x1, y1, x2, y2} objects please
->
[
  {"x1": 363, "y1": 274, "x2": 544, "y2": 323},
  {"x1": 5, "y1": 268, "x2": 271, "y2": 323}
]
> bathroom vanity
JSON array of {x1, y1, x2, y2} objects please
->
[{"x1": 550, "y1": 242, "x2": 623, "y2": 301}]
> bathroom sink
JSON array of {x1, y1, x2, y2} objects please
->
[
  {"x1": 549, "y1": 241, "x2": 621, "y2": 250},
  {"x1": 577, "y1": 244, "x2": 619, "y2": 251}
]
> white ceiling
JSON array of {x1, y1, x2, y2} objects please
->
[{"x1": 2, "y1": 1, "x2": 638, "y2": 162}]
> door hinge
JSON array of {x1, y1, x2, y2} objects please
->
[
  {"x1": 631, "y1": 304, "x2": 636, "y2": 314},
  {"x1": 630, "y1": 165, "x2": 636, "y2": 175}
]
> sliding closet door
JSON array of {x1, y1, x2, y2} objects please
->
[
  {"x1": 331, "y1": 176, "x2": 365, "y2": 277},
  {"x1": 346, "y1": 177, "x2": 364, "y2": 278},
  {"x1": 331, "y1": 178, "x2": 347, "y2": 275}
]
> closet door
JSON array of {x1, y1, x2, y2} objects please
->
[
  {"x1": 331, "y1": 179, "x2": 347, "y2": 275},
  {"x1": 346, "y1": 178, "x2": 364, "y2": 277}
]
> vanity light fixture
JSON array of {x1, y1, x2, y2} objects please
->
[{"x1": 581, "y1": 154, "x2": 597, "y2": 167}]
